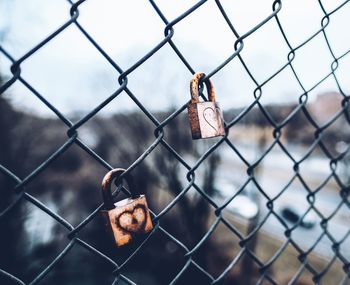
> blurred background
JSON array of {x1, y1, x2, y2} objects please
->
[{"x1": 0, "y1": 0, "x2": 350, "y2": 284}]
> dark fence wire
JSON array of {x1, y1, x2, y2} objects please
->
[{"x1": 1, "y1": 0, "x2": 350, "y2": 284}]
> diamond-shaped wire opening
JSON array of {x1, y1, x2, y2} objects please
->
[
  {"x1": 77, "y1": 0, "x2": 167, "y2": 68},
  {"x1": 217, "y1": 58, "x2": 261, "y2": 111},
  {"x1": 19, "y1": 25, "x2": 126, "y2": 118},
  {"x1": 299, "y1": 249, "x2": 345, "y2": 285},
  {"x1": 306, "y1": 78, "x2": 345, "y2": 121},
  {"x1": 185, "y1": 217, "x2": 244, "y2": 281},
  {"x1": 0, "y1": 195, "x2": 73, "y2": 283},
  {"x1": 290, "y1": 34, "x2": 335, "y2": 92},
  {"x1": 75, "y1": 110, "x2": 158, "y2": 166},
  {"x1": 251, "y1": 214, "x2": 289, "y2": 262},
  {"x1": 260, "y1": 242, "x2": 307, "y2": 284},
  {"x1": 166, "y1": 0, "x2": 239, "y2": 72},
  {"x1": 168, "y1": 260, "x2": 215, "y2": 285},
  {"x1": 108, "y1": 229, "x2": 191, "y2": 285},
  {"x1": 218, "y1": 0, "x2": 279, "y2": 37},
  {"x1": 125, "y1": 46, "x2": 192, "y2": 115},
  {"x1": 37, "y1": 241, "x2": 116, "y2": 285},
  {"x1": 297, "y1": 144, "x2": 334, "y2": 190},
  {"x1": 257, "y1": 67, "x2": 305, "y2": 110},
  {"x1": 275, "y1": 0, "x2": 325, "y2": 48},
  {"x1": 0, "y1": 0, "x2": 72, "y2": 58},
  {"x1": 0, "y1": 95, "x2": 70, "y2": 177},
  {"x1": 311, "y1": 176, "x2": 343, "y2": 218},
  {"x1": 253, "y1": 144, "x2": 296, "y2": 199},
  {"x1": 322, "y1": 3, "x2": 350, "y2": 57},
  {"x1": 233, "y1": 20, "x2": 291, "y2": 85},
  {"x1": 317, "y1": 119, "x2": 350, "y2": 159}
]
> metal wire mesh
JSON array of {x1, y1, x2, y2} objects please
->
[{"x1": 1, "y1": 0, "x2": 350, "y2": 284}]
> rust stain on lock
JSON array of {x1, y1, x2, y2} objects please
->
[
  {"x1": 188, "y1": 72, "x2": 225, "y2": 139},
  {"x1": 101, "y1": 168, "x2": 153, "y2": 247}
]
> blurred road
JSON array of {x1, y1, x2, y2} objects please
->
[{"x1": 216, "y1": 143, "x2": 350, "y2": 260}]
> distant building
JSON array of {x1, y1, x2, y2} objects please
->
[{"x1": 309, "y1": 92, "x2": 343, "y2": 125}]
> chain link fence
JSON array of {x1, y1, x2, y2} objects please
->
[{"x1": 1, "y1": 0, "x2": 350, "y2": 284}]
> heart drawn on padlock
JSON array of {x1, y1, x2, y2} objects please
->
[
  {"x1": 203, "y1": 106, "x2": 219, "y2": 133},
  {"x1": 115, "y1": 205, "x2": 147, "y2": 234}
]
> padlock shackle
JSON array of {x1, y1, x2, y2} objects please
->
[
  {"x1": 190, "y1": 72, "x2": 216, "y2": 104},
  {"x1": 101, "y1": 168, "x2": 138, "y2": 210}
]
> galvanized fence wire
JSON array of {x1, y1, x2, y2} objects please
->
[{"x1": 1, "y1": 0, "x2": 350, "y2": 284}]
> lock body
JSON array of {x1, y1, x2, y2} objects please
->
[
  {"x1": 102, "y1": 195, "x2": 153, "y2": 247},
  {"x1": 187, "y1": 72, "x2": 225, "y2": 140},
  {"x1": 188, "y1": 101, "x2": 225, "y2": 139}
]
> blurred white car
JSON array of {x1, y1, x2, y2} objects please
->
[
  {"x1": 225, "y1": 194, "x2": 259, "y2": 220},
  {"x1": 214, "y1": 180, "x2": 259, "y2": 220}
]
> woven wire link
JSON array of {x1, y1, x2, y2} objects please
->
[{"x1": 1, "y1": 0, "x2": 350, "y2": 284}]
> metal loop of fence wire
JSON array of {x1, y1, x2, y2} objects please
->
[{"x1": 1, "y1": 0, "x2": 350, "y2": 284}]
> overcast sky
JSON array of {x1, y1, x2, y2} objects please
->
[{"x1": 1, "y1": 0, "x2": 350, "y2": 117}]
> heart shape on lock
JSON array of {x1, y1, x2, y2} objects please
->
[
  {"x1": 203, "y1": 106, "x2": 219, "y2": 133},
  {"x1": 116, "y1": 205, "x2": 147, "y2": 234}
]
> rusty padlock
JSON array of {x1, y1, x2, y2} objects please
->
[
  {"x1": 101, "y1": 168, "x2": 153, "y2": 247},
  {"x1": 187, "y1": 72, "x2": 225, "y2": 139}
]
